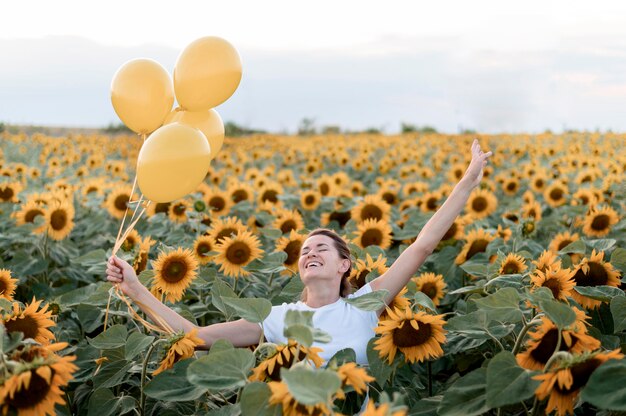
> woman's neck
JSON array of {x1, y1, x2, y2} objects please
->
[{"x1": 304, "y1": 283, "x2": 341, "y2": 308}]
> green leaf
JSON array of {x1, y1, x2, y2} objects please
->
[
  {"x1": 75, "y1": 304, "x2": 103, "y2": 333},
  {"x1": 211, "y1": 278, "x2": 237, "y2": 319},
  {"x1": 413, "y1": 292, "x2": 437, "y2": 313},
  {"x1": 611, "y1": 248, "x2": 626, "y2": 274},
  {"x1": 344, "y1": 289, "x2": 388, "y2": 311},
  {"x1": 272, "y1": 276, "x2": 305, "y2": 304},
  {"x1": 284, "y1": 324, "x2": 314, "y2": 347},
  {"x1": 187, "y1": 348, "x2": 255, "y2": 391},
  {"x1": 87, "y1": 388, "x2": 136, "y2": 416},
  {"x1": 538, "y1": 299, "x2": 576, "y2": 329},
  {"x1": 366, "y1": 338, "x2": 394, "y2": 387},
  {"x1": 326, "y1": 348, "x2": 356, "y2": 367},
  {"x1": 558, "y1": 240, "x2": 586, "y2": 255},
  {"x1": 581, "y1": 359, "x2": 626, "y2": 410},
  {"x1": 125, "y1": 332, "x2": 155, "y2": 361},
  {"x1": 408, "y1": 396, "x2": 442, "y2": 416},
  {"x1": 611, "y1": 296, "x2": 626, "y2": 333},
  {"x1": 240, "y1": 382, "x2": 282, "y2": 416},
  {"x1": 484, "y1": 274, "x2": 523, "y2": 289},
  {"x1": 221, "y1": 297, "x2": 272, "y2": 323},
  {"x1": 281, "y1": 366, "x2": 342, "y2": 406},
  {"x1": 449, "y1": 285, "x2": 486, "y2": 295},
  {"x1": 586, "y1": 239, "x2": 616, "y2": 252},
  {"x1": 284, "y1": 310, "x2": 315, "y2": 327},
  {"x1": 574, "y1": 286, "x2": 625, "y2": 302},
  {"x1": 92, "y1": 360, "x2": 134, "y2": 389},
  {"x1": 209, "y1": 339, "x2": 235, "y2": 355},
  {"x1": 144, "y1": 359, "x2": 207, "y2": 401},
  {"x1": 207, "y1": 404, "x2": 240, "y2": 416},
  {"x1": 460, "y1": 263, "x2": 489, "y2": 278},
  {"x1": 0, "y1": 298, "x2": 13, "y2": 312},
  {"x1": 87, "y1": 325, "x2": 128, "y2": 350},
  {"x1": 438, "y1": 368, "x2": 489, "y2": 416},
  {"x1": 486, "y1": 351, "x2": 540, "y2": 408},
  {"x1": 471, "y1": 287, "x2": 523, "y2": 323}
]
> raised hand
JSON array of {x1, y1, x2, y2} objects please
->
[
  {"x1": 463, "y1": 139, "x2": 493, "y2": 188},
  {"x1": 106, "y1": 256, "x2": 143, "y2": 298}
]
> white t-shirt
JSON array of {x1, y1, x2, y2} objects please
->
[{"x1": 261, "y1": 283, "x2": 378, "y2": 365}]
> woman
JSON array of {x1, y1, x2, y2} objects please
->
[{"x1": 106, "y1": 139, "x2": 492, "y2": 365}]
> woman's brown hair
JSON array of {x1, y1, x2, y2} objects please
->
[{"x1": 300, "y1": 228, "x2": 353, "y2": 302}]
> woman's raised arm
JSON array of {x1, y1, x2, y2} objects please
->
[
  {"x1": 106, "y1": 256, "x2": 262, "y2": 348},
  {"x1": 370, "y1": 139, "x2": 492, "y2": 310}
]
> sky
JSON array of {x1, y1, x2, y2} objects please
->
[{"x1": 2, "y1": 0, "x2": 626, "y2": 134}]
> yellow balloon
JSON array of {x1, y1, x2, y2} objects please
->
[
  {"x1": 137, "y1": 123, "x2": 211, "y2": 202},
  {"x1": 111, "y1": 58, "x2": 174, "y2": 135},
  {"x1": 164, "y1": 107, "x2": 224, "y2": 160},
  {"x1": 174, "y1": 36, "x2": 242, "y2": 111}
]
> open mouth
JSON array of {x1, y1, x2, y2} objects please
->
[{"x1": 306, "y1": 261, "x2": 322, "y2": 269}]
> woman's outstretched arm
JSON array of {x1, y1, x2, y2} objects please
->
[
  {"x1": 370, "y1": 139, "x2": 492, "y2": 310},
  {"x1": 106, "y1": 256, "x2": 262, "y2": 348}
]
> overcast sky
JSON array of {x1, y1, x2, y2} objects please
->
[{"x1": 2, "y1": 0, "x2": 626, "y2": 133}]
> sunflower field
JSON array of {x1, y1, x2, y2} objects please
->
[{"x1": 0, "y1": 131, "x2": 625, "y2": 416}]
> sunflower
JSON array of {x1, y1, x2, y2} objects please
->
[
  {"x1": 501, "y1": 177, "x2": 520, "y2": 196},
  {"x1": 402, "y1": 181, "x2": 429, "y2": 198},
  {"x1": 544, "y1": 181, "x2": 569, "y2": 208},
  {"x1": 120, "y1": 229, "x2": 141, "y2": 251},
  {"x1": 353, "y1": 219, "x2": 393, "y2": 250},
  {"x1": 208, "y1": 216, "x2": 248, "y2": 244},
  {"x1": 570, "y1": 250, "x2": 621, "y2": 309},
  {"x1": 193, "y1": 235, "x2": 216, "y2": 265},
  {"x1": 214, "y1": 230, "x2": 264, "y2": 278},
  {"x1": 268, "y1": 380, "x2": 331, "y2": 416},
  {"x1": 534, "y1": 349, "x2": 624, "y2": 416},
  {"x1": 496, "y1": 224, "x2": 512, "y2": 241},
  {"x1": 205, "y1": 188, "x2": 232, "y2": 217},
  {"x1": 321, "y1": 209, "x2": 352, "y2": 229},
  {"x1": 522, "y1": 200, "x2": 542, "y2": 222},
  {"x1": 549, "y1": 231, "x2": 580, "y2": 254},
  {"x1": 463, "y1": 188, "x2": 497, "y2": 220},
  {"x1": 258, "y1": 182, "x2": 284, "y2": 207},
  {"x1": 146, "y1": 201, "x2": 171, "y2": 217},
  {"x1": 275, "y1": 230, "x2": 306, "y2": 274},
  {"x1": 516, "y1": 310, "x2": 600, "y2": 371},
  {"x1": 374, "y1": 307, "x2": 446, "y2": 364},
  {"x1": 0, "y1": 343, "x2": 78, "y2": 416},
  {"x1": 0, "y1": 269, "x2": 18, "y2": 301},
  {"x1": 571, "y1": 188, "x2": 597, "y2": 207},
  {"x1": 316, "y1": 175, "x2": 336, "y2": 196},
  {"x1": 582, "y1": 205, "x2": 619, "y2": 238},
  {"x1": 351, "y1": 194, "x2": 391, "y2": 223},
  {"x1": 0, "y1": 182, "x2": 23, "y2": 203},
  {"x1": 250, "y1": 340, "x2": 324, "y2": 382},
  {"x1": 80, "y1": 177, "x2": 106, "y2": 198},
  {"x1": 299, "y1": 189, "x2": 321, "y2": 211},
  {"x1": 105, "y1": 185, "x2": 134, "y2": 219},
  {"x1": 2, "y1": 298, "x2": 56, "y2": 345},
  {"x1": 498, "y1": 253, "x2": 528, "y2": 275},
  {"x1": 13, "y1": 201, "x2": 46, "y2": 233},
  {"x1": 412, "y1": 272, "x2": 447, "y2": 306},
  {"x1": 272, "y1": 209, "x2": 305, "y2": 234},
  {"x1": 455, "y1": 228, "x2": 496, "y2": 265},
  {"x1": 152, "y1": 248, "x2": 199, "y2": 303},
  {"x1": 532, "y1": 250, "x2": 561, "y2": 274},
  {"x1": 380, "y1": 288, "x2": 411, "y2": 320},
  {"x1": 420, "y1": 191, "x2": 442, "y2": 212},
  {"x1": 133, "y1": 237, "x2": 155, "y2": 274},
  {"x1": 361, "y1": 401, "x2": 408, "y2": 416},
  {"x1": 335, "y1": 362, "x2": 375, "y2": 399},
  {"x1": 168, "y1": 200, "x2": 190, "y2": 223},
  {"x1": 502, "y1": 211, "x2": 520, "y2": 224},
  {"x1": 153, "y1": 329, "x2": 205, "y2": 375},
  {"x1": 44, "y1": 200, "x2": 75, "y2": 241},
  {"x1": 531, "y1": 264, "x2": 576, "y2": 302},
  {"x1": 227, "y1": 181, "x2": 255, "y2": 204},
  {"x1": 349, "y1": 253, "x2": 388, "y2": 289}
]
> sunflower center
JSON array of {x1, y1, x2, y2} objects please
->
[
  {"x1": 155, "y1": 202, "x2": 170, "y2": 214},
  {"x1": 50, "y1": 209, "x2": 67, "y2": 231},
  {"x1": 226, "y1": 242, "x2": 251, "y2": 265},
  {"x1": 216, "y1": 227, "x2": 237, "y2": 243},
  {"x1": 591, "y1": 214, "x2": 610, "y2": 231},
  {"x1": 114, "y1": 194, "x2": 129, "y2": 211},
  {"x1": 284, "y1": 240, "x2": 301, "y2": 265},
  {"x1": 268, "y1": 348, "x2": 307, "y2": 381},
  {"x1": 361, "y1": 229, "x2": 383, "y2": 247},
  {"x1": 197, "y1": 242, "x2": 212, "y2": 256},
  {"x1": 549, "y1": 188, "x2": 563, "y2": 201},
  {"x1": 585, "y1": 262, "x2": 608, "y2": 286},
  {"x1": 320, "y1": 183, "x2": 330, "y2": 196},
  {"x1": 579, "y1": 195, "x2": 590, "y2": 205},
  {"x1": 535, "y1": 179, "x2": 544, "y2": 188},
  {"x1": 557, "y1": 239, "x2": 573, "y2": 251},
  {"x1": 209, "y1": 196, "x2": 225, "y2": 211},
  {"x1": 360, "y1": 204, "x2": 383, "y2": 221},
  {"x1": 5, "y1": 369, "x2": 53, "y2": 409},
  {"x1": 122, "y1": 237, "x2": 138, "y2": 251},
  {"x1": 162, "y1": 259, "x2": 188, "y2": 283},
  {"x1": 232, "y1": 190, "x2": 249, "y2": 203},
  {"x1": 554, "y1": 358, "x2": 601, "y2": 394},
  {"x1": 442, "y1": 223, "x2": 457, "y2": 241},
  {"x1": 354, "y1": 270, "x2": 369, "y2": 289},
  {"x1": 173, "y1": 203, "x2": 186, "y2": 215},
  {"x1": 420, "y1": 283, "x2": 438, "y2": 299},
  {"x1": 382, "y1": 192, "x2": 397, "y2": 205},
  {"x1": 471, "y1": 197, "x2": 488, "y2": 212},
  {"x1": 466, "y1": 239, "x2": 489, "y2": 260},
  {"x1": 329, "y1": 211, "x2": 351, "y2": 227},
  {"x1": 261, "y1": 190, "x2": 278, "y2": 203},
  {"x1": 506, "y1": 182, "x2": 517, "y2": 192},
  {"x1": 393, "y1": 319, "x2": 432, "y2": 347},
  {"x1": 530, "y1": 328, "x2": 576, "y2": 365},
  {"x1": 542, "y1": 278, "x2": 563, "y2": 299},
  {"x1": 4, "y1": 315, "x2": 40, "y2": 340},
  {"x1": 280, "y1": 220, "x2": 297, "y2": 234},
  {"x1": 25, "y1": 209, "x2": 44, "y2": 223},
  {"x1": 502, "y1": 262, "x2": 520, "y2": 274},
  {"x1": 0, "y1": 186, "x2": 14, "y2": 200},
  {"x1": 426, "y1": 197, "x2": 438, "y2": 210}
]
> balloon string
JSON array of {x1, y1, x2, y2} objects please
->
[
  {"x1": 114, "y1": 285, "x2": 174, "y2": 334},
  {"x1": 112, "y1": 202, "x2": 149, "y2": 256},
  {"x1": 112, "y1": 174, "x2": 139, "y2": 257}
]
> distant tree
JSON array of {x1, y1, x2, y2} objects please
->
[
  {"x1": 419, "y1": 125, "x2": 438, "y2": 133},
  {"x1": 102, "y1": 123, "x2": 132, "y2": 134},
  {"x1": 364, "y1": 127, "x2": 382, "y2": 134},
  {"x1": 321, "y1": 125, "x2": 341, "y2": 134},
  {"x1": 0, "y1": 122, "x2": 5, "y2": 133},
  {"x1": 401, "y1": 122, "x2": 417, "y2": 133},
  {"x1": 460, "y1": 128, "x2": 477, "y2": 135},
  {"x1": 224, "y1": 121, "x2": 266, "y2": 137},
  {"x1": 298, "y1": 118, "x2": 317, "y2": 136}
]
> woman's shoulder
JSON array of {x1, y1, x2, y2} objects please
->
[{"x1": 347, "y1": 282, "x2": 373, "y2": 299}]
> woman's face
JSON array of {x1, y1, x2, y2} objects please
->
[{"x1": 298, "y1": 235, "x2": 347, "y2": 282}]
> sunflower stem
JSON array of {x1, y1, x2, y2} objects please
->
[
  {"x1": 427, "y1": 360, "x2": 433, "y2": 396},
  {"x1": 512, "y1": 317, "x2": 542, "y2": 355},
  {"x1": 529, "y1": 397, "x2": 541, "y2": 416},
  {"x1": 140, "y1": 339, "x2": 167, "y2": 416}
]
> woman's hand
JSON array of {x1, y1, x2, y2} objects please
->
[
  {"x1": 106, "y1": 256, "x2": 143, "y2": 299},
  {"x1": 463, "y1": 139, "x2": 493, "y2": 188}
]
